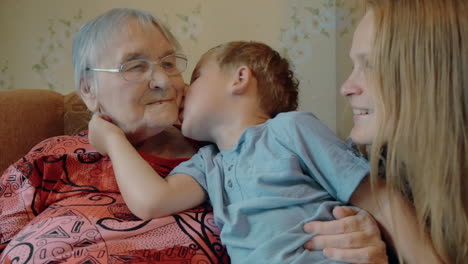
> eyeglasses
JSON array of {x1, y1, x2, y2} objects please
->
[{"x1": 86, "y1": 54, "x2": 188, "y2": 82}]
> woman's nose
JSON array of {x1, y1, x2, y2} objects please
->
[
  {"x1": 149, "y1": 68, "x2": 169, "y2": 90},
  {"x1": 340, "y1": 74, "x2": 363, "y2": 97}
]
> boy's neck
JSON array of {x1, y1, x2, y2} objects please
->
[{"x1": 212, "y1": 111, "x2": 270, "y2": 151}]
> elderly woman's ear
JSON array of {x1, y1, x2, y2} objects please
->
[{"x1": 79, "y1": 77, "x2": 100, "y2": 113}]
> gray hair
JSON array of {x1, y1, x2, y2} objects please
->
[{"x1": 72, "y1": 8, "x2": 181, "y2": 93}]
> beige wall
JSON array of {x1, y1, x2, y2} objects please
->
[
  {"x1": 335, "y1": 0, "x2": 363, "y2": 138},
  {"x1": 0, "y1": 0, "x2": 361, "y2": 137}
]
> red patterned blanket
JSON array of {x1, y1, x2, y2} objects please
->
[{"x1": 0, "y1": 131, "x2": 229, "y2": 263}]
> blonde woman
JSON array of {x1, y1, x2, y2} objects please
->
[{"x1": 304, "y1": 0, "x2": 467, "y2": 263}]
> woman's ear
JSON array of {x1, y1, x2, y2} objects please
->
[
  {"x1": 231, "y1": 66, "x2": 253, "y2": 95},
  {"x1": 79, "y1": 78, "x2": 100, "y2": 112}
]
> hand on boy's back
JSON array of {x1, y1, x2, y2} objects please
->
[
  {"x1": 303, "y1": 206, "x2": 388, "y2": 264},
  {"x1": 88, "y1": 113, "x2": 125, "y2": 155}
]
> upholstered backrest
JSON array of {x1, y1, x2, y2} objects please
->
[
  {"x1": 64, "y1": 91, "x2": 91, "y2": 135},
  {"x1": 0, "y1": 89, "x2": 91, "y2": 172}
]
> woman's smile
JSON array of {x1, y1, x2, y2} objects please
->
[
  {"x1": 146, "y1": 98, "x2": 174, "y2": 105},
  {"x1": 351, "y1": 107, "x2": 373, "y2": 120}
]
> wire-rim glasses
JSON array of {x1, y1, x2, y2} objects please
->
[{"x1": 86, "y1": 54, "x2": 188, "y2": 82}]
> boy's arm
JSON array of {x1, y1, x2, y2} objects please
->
[
  {"x1": 88, "y1": 114, "x2": 206, "y2": 220},
  {"x1": 350, "y1": 177, "x2": 444, "y2": 264}
]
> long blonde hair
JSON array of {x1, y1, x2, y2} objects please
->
[{"x1": 366, "y1": 0, "x2": 468, "y2": 262}]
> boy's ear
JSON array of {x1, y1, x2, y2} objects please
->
[
  {"x1": 230, "y1": 65, "x2": 253, "y2": 95},
  {"x1": 79, "y1": 78, "x2": 100, "y2": 112}
]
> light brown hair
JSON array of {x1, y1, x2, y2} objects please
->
[
  {"x1": 365, "y1": 0, "x2": 468, "y2": 262},
  {"x1": 198, "y1": 41, "x2": 299, "y2": 117}
]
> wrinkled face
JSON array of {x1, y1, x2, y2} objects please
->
[
  {"x1": 181, "y1": 56, "x2": 231, "y2": 141},
  {"x1": 340, "y1": 11, "x2": 378, "y2": 145},
  {"x1": 92, "y1": 20, "x2": 185, "y2": 142}
]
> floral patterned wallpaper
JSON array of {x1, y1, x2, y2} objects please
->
[
  {"x1": 0, "y1": 0, "x2": 361, "y2": 136},
  {"x1": 279, "y1": 0, "x2": 359, "y2": 109},
  {"x1": 32, "y1": 10, "x2": 83, "y2": 90},
  {"x1": 0, "y1": 60, "x2": 14, "y2": 90}
]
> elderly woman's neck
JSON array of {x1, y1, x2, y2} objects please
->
[{"x1": 134, "y1": 126, "x2": 197, "y2": 159}]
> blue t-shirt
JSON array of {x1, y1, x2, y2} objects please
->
[{"x1": 171, "y1": 111, "x2": 369, "y2": 264}]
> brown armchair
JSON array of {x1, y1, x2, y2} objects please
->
[{"x1": 0, "y1": 89, "x2": 91, "y2": 172}]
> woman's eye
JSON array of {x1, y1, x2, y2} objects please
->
[
  {"x1": 362, "y1": 58, "x2": 373, "y2": 70},
  {"x1": 162, "y1": 61, "x2": 175, "y2": 69},
  {"x1": 125, "y1": 62, "x2": 147, "y2": 72}
]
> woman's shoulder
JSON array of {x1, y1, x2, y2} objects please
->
[
  {"x1": 2, "y1": 131, "x2": 94, "y2": 177},
  {"x1": 28, "y1": 130, "x2": 93, "y2": 157}
]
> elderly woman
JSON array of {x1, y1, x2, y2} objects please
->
[
  {"x1": 0, "y1": 8, "x2": 228, "y2": 263},
  {"x1": 305, "y1": 0, "x2": 467, "y2": 263}
]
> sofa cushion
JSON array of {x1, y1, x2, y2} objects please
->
[
  {"x1": 0, "y1": 89, "x2": 65, "y2": 172},
  {"x1": 64, "y1": 91, "x2": 91, "y2": 135}
]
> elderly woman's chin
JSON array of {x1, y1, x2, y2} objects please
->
[{"x1": 122, "y1": 108, "x2": 180, "y2": 143}]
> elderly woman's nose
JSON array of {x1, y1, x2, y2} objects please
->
[{"x1": 149, "y1": 70, "x2": 170, "y2": 90}]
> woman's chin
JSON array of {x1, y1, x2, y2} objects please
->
[
  {"x1": 349, "y1": 128, "x2": 373, "y2": 146},
  {"x1": 123, "y1": 125, "x2": 167, "y2": 144}
]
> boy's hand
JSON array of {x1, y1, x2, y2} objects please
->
[
  {"x1": 88, "y1": 113, "x2": 126, "y2": 155},
  {"x1": 303, "y1": 206, "x2": 388, "y2": 264}
]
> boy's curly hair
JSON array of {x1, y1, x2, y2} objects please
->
[{"x1": 207, "y1": 41, "x2": 299, "y2": 117}]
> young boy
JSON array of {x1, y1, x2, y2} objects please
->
[{"x1": 89, "y1": 41, "x2": 369, "y2": 263}]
